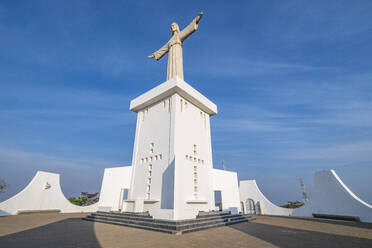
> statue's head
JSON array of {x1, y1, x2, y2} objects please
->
[{"x1": 171, "y1": 22, "x2": 180, "y2": 34}]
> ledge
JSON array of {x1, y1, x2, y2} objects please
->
[
  {"x1": 129, "y1": 77, "x2": 217, "y2": 116},
  {"x1": 123, "y1": 199, "x2": 160, "y2": 203},
  {"x1": 17, "y1": 209, "x2": 61, "y2": 214},
  {"x1": 312, "y1": 213, "x2": 360, "y2": 222},
  {"x1": 186, "y1": 200, "x2": 208, "y2": 204}
]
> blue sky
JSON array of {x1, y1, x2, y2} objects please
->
[{"x1": 1, "y1": 0, "x2": 371, "y2": 205}]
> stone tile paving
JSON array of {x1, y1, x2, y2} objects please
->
[{"x1": 0, "y1": 213, "x2": 371, "y2": 248}]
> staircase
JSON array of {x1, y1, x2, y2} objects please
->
[{"x1": 83, "y1": 211, "x2": 254, "y2": 234}]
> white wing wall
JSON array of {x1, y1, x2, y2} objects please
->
[
  {"x1": 0, "y1": 171, "x2": 98, "y2": 216},
  {"x1": 293, "y1": 170, "x2": 372, "y2": 223},
  {"x1": 239, "y1": 180, "x2": 292, "y2": 216}
]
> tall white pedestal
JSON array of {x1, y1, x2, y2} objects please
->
[{"x1": 127, "y1": 77, "x2": 217, "y2": 220}]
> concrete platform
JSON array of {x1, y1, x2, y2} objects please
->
[
  {"x1": 83, "y1": 211, "x2": 252, "y2": 234},
  {"x1": 0, "y1": 213, "x2": 372, "y2": 247}
]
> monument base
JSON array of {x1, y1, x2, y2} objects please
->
[{"x1": 84, "y1": 210, "x2": 253, "y2": 234}]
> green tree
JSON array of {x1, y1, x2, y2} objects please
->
[
  {"x1": 68, "y1": 196, "x2": 88, "y2": 206},
  {"x1": 0, "y1": 179, "x2": 7, "y2": 193},
  {"x1": 280, "y1": 201, "x2": 304, "y2": 208},
  {"x1": 68, "y1": 192, "x2": 99, "y2": 206}
]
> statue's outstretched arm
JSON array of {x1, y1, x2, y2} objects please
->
[
  {"x1": 195, "y1": 12, "x2": 203, "y2": 24},
  {"x1": 180, "y1": 12, "x2": 203, "y2": 42},
  {"x1": 148, "y1": 42, "x2": 169, "y2": 60}
]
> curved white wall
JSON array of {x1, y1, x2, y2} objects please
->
[
  {"x1": 0, "y1": 171, "x2": 98, "y2": 216},
  {"x1": 239, "y1": 180, "x2": 292, "y2": 216},
  {"x1": 293, "y1": 170, "x2": 372, "y2": 223}
]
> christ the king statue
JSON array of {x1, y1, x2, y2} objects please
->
[{"x1": 148, "y1": 12, "x2": 203, "y2": 81}]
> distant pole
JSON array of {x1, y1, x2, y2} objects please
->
[
  {"x1": 299, "y1": 178, "x2": 308, "y2": 202},
  {"x1": 222, "y1": 160, "x2": 226, "y2": 170}
]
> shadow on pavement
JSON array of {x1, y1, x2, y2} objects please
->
[
  {"x1": 0, "y1": 218, "x2": 101, "y2": 248},
  {"x1": 263, "y1": 215, "x2": 372, "y2": 230},
  {"x1": 229, "y1": 222, "x2": 372, "y2": 248}
]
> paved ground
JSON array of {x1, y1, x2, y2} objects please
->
[{"x1": 0, "y1": 213, "x2": 372, "y2": 248}]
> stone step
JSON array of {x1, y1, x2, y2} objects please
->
[
  {"x1": 92, "y1": 212, "x2": 246, "y2": 226},
  {"x1": 83, "y1": 217, "x2": 174, "y2": 234},
  {"x1": 90, "y1": 214, "x2": 158, "y2": 225},
  {"x1": 106, "y1": 211, "x2": 152, "y2": 217},
  {"x1": 84, "y1": 214, "x2": 251, "y2": 232},
  {"x1": 93, "y1": 212, "x2": 153, "y2": 219},
  {"x1": 196, "y1": 211, "x2": 231, "y2": 219},
  {"x1": 84, "y1": 214, "x2": 252, "y2": 234},
  {"x1": 86, "y1": 214, "x2": 247, "y2": 230},
  {"x1": 182, "y1": 218, "x2": 249, "y2": 234},
  {"x1": 197, "y1": 210, "x2": 230, "y2": 216},
  {"x1": 91, "y1": 213, "x2": 154, "y2": 223},
  {"x1": 96, "y1": 211, "x2": 150, "y2": 216}
]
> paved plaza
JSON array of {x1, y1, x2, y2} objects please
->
[{"x1": 0, "y1": 213, "x2": 371, "y2": 248}]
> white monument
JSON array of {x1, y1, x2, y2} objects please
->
[
  {"x1": 2, "y1": 14, "x2": 371, "y2": 225},
  {"x1": 98, "y1": 13, "x2": 241, "y2": 220}
]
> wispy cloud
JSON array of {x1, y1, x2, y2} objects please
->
[
  {"x1": 214, "y1": 118, "x2": 299, "y2": 132},
  {"x1": 265, "y1": 1, "x2": 372, "y2": 44},
  {"x1": 190, "y1": 56, "x2": 331, "y2": 78},
  {"x1": 0, "y1": 146, "x2": 113, "y2": 171},
  {"x1": 285, "y1": 140, "x2": 372, "y2": 162},
  {"x1": 0, "y1": 5, "x2": 6, "y2": 15},
  {"x1": 0, "y1": 82, "x2": 132, "y2": 106},
  {"x1": 0, "y1": 146, "x2": 124, "y2": 202},
  {"x1": 0, "y1": 20, "x2": 142, "y2": 79},
  {"x1": 305, "y1": 107, "x2": 372, "y2": 127},
  {"x1": 0, "y1": 87, "x2": 135, "y2": 129}
]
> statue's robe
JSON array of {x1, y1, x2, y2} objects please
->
[{"x1": 152, "y1": 18, "x2": 199, "y2": 80}]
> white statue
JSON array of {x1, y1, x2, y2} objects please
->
[{"x1": 148, "y1": 12, "x2": 203, "y2": 81}]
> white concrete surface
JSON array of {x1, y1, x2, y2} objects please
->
[
  {"x1": 212, "y1": 169, "x2": 241, "y2": 214},
  {"x1": 292, "y1": 170, "x2": 372, "y2": 223},
  {"x1": 0, "y1": 171, "x2": 98, "y2": 216},
  {"x1": 98, "y1": 166, "x2": 132, "y2": 212},
  {"x1": 239, "y1": 180, "x2": 292, "y2": 216}
]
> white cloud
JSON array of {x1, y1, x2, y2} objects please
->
[
  {"x1": 265, "y1": 1, "x2": 372, "y2": 44},
  {"x1": 189, "y1": 56, "x2": 330, "y2": 78},
  {"x1": 283, "y1": 140, "x2": 372, "y2": 163},
  {"x1": 214, "y1": 118, "x2": 299, "y2": 132},
  {"x1": 0, "y1": 146, "x2": 124, "y2": 202},
  {"x1": 0, "y1": 5, "x2": 6, "y2": 15},
  {"x1": 0, "y1": 87, "x2": 136, "y2": 131},
  {"x1": 306, "y1": 108, "x2": 372, "y2": 127},
  {"x1": 0, "y1": 146, "x2": 115, "y2": 171}
]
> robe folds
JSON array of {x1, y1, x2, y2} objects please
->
[{"x1": 152, "y1": 18, "x2": 199, "y2": 81}]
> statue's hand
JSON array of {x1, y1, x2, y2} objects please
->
[
  {"x1": 196, "y1": 12, "x2": 203, "y2": 23},
  {"x1": 148, "y1": 54, "x2": 155, "y2": 59}
]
